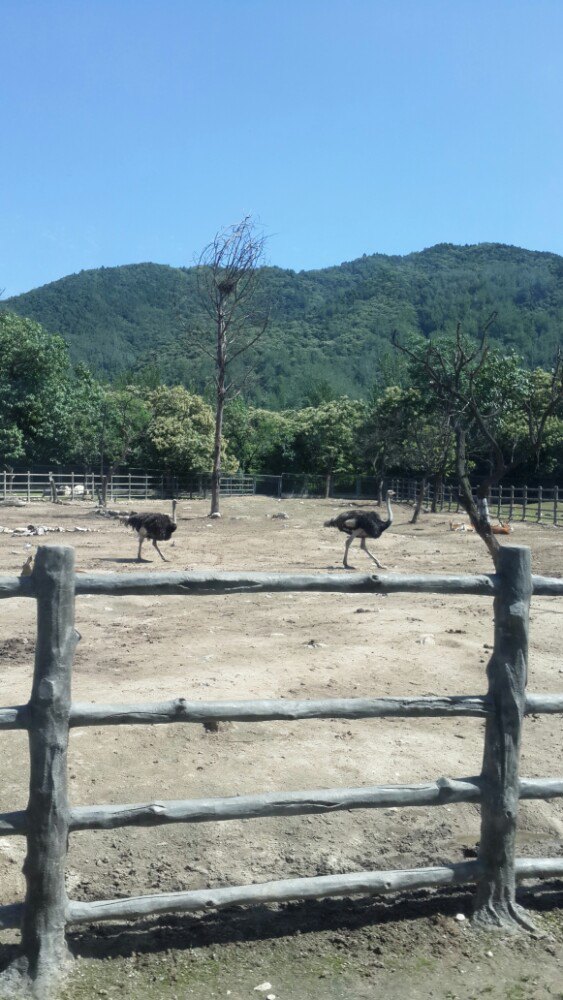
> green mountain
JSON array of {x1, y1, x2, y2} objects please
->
[{"x1": 4, "y1": 243, "x2": 563, "y2": 407}]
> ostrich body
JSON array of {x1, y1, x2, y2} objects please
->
[
  {"x1": 324, "y1": 491, "x2": 395, "y2": 570},
  {"x1": 127, "y1": 512, "x2": 177, "y2": 562}
]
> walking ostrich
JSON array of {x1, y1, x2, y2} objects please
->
[
  {"x1": 126, "y1": 511, "x2": 177, "y2": 562},
  {"x1": 324, "y1": 490, "x2": 395, "y2": 570}
]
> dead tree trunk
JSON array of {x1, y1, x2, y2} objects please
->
[{"x1": 473, "y1": 544, "x2": 535, "y2": 931}]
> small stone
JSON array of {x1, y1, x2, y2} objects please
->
[
  {"x1": 418, "y1": 634, "x2": 436, "y2": 645},
  {"x1": 254, "y1": 984, "x2": 272, "y2": 993},
  {"x1": 486, "y1": 950, "x2": 493, "y2": 957},
  {"x1": 455, "y1": 913, "x2": 466, "y2": 921}
]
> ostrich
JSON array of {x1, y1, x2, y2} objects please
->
[
  {"x1": 324, "y1": 490, "x2": 395, "y2": 570},
  {"x1": 126, "y1": 510, "x2": 177, "y2": 562}
]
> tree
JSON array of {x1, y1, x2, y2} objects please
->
[
  {"x1": 0, "y1": 312, "x2": 75, "y2": 467},
  {"x1": 395, "y1": 321, "x2": 563, "y2": 563},
  {"x1": 188, "y1": 217, "x2": 268, "y2": 514},
  {"x1": 222, "y1": 400, "x2": 296, "y2": 474},
  {"x1": 142, "y1": 386, "x2": 237, "y2": 476},
  {"x1": 292, "y1": 398, "x2": 367, "y2": 495},
  {"x1": 364, "y1": 386, "x2": 454, "y2": 522}
]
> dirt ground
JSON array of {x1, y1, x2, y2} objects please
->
[{"x1": 0, "y1": 495, "x2": 562, "y2": 999}]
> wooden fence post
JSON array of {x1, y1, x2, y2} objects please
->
[
  {"x1": 16, "y1": 546, "x2": 76, "y2": 990},
  {"x1": 554, "y1": 486, "x2": 559, "y2": 526},
  {"x1": 522, "y1": 485, "x2": 527, "y2": 521},
  {"x1": 473, "y1": 545, "x2": 534, "y2": 931},
  {"x1": 128, "y1": 473, "x2": 132, "y2": 502},
  {"x1": 27, "y1": 471, "x2": 31, "y2": 502},
  {"x1": 509, "y1": 485, "x2": 514, "y2": 522},
  {"x1": 537, "y1": 486, "x2": 542, "y2": 523},
  {"x1": 496, "y1": 485, "x2": 502, "y2": 520}
]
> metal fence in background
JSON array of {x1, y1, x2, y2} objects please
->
[{"x1": 1, "y1": 468, "x2": 561, "y2": 524}]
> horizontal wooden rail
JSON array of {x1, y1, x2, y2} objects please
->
[
  {"x1": 1, "y1": 776, "x2": 561, "y2": 837},
  {"x1": 67, "y1": 694, "x2": 491, "y2": 726},
  {"x1": 64, "y1": 856, "x2": 563, "y2": 926},
  {"x1": 73, "y1": 570, "x2": 500, "y2": 597},
  {"x1": 2, "y1": 856, "x2": 563, "y2": 931},
  {"x1": 2, "y1": 569, "x2": 562, "y2": 602},
  {"x1": 1, "y1": 692, "x2": 562, "y2": 732}
]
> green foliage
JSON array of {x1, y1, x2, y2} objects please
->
[
  {"x1": 291, "y1": 398, "x2": 368, "y2": 477},
  {"x1": 141, "y1": 386, "x2": 237, "y2": 474},
  {"x1": 4, "y1": 244, "x2": 563, "y2": 408},
  {"x1": 222, "y1": 400, "x2": 296, "y2": 473},
  {"x1": 0, "y1": 312, "x2": 74, "y2": 464}
]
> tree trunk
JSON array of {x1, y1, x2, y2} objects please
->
[
  {"x1": 410, "y1": 475, "x2": 427, "y2": 524},
  {"x1": 431, "y1": 473, "x2": 443, "y2": 513},
  {"x1": 325, "y1": 473, "x2": 332, "y2": 499},
  {"x1": 473, "y1": 545, "x2": 535, "y2": 932},
  {"x1": 210, "y1": 307, "x2": 227, "y2": 516},
  {"x1": 454, "y1": 425, "x2": 500, "y2": 565}
]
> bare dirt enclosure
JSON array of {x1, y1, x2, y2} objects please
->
[{"x1": 0, "y1": 497, "x2": 562, "y2": 999}]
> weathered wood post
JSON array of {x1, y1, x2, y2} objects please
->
[
  {"x1": 537, "y1": 485, "x2": 542, "y2": 523},
  {"x1": 9, "y1": 547, "x2": 76, "y2": 993},
  {"x1": 509, "y1": 485, "x2": 514, "y2": 522},
  {"x1": 522, "y1": 485, "x2": 527, "y2": 521},
  {"x1": 27, "y1": 471, "x2": 31, "y2": 502},
  {"x1": 128, "y1": 473, "x2": 132, "y2": 502},
  {"x1": 473, "y1": 545, "x2": 534, "y2": 931},
  {"x1": 554, "y1": 486, "x2": 559, "y2": 526},
  {"x1": 496, "y1": 485, "x2": 502, "y2": 519}
]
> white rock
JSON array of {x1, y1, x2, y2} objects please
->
[
  {"x1": 486, "y1": 950, "x2": 493, "y2": 957},
  {"x1": 455, "y1": 912, "x2": 466, "y2": 921},
  {"x1": 418, "y1": 634, "x2": 436, "y2": 646},
  {"x1": 254, "y1": 984, "x2": 272, "y2": 992}
]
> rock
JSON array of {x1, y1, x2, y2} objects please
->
[
  {"x1": 271, "y1": 512, "x2": 289, "y2": 520},
  {"x1": 254, "y1": 984, "x2": 272, "y2": 993},
  {"x1": 208, "y1": 511, "x2": 222, "y2": 519},
  {"x1": 455, "y1": 913, "x2": 466, "y2": 921},
  {"x1": 418, "y1": 634, "x2": 436, "y2": 646}
]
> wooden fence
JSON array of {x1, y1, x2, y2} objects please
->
[{"x1": 0, "y1": 545, "x2": 563, "y2": 992}]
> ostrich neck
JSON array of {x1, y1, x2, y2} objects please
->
[{"x1": 386, "y1": 495, "x2": 394, "y2": 524}]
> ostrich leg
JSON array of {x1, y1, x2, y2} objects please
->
[
  {"x1": 152, "y1": 539, "x2": 168, "y2": 561},
  {"x1": 361, "y1": 537, "x2": 387, "y2": 570},
  {"x1": 343, "y1": 534, "x2": 356, "y2": 569}
]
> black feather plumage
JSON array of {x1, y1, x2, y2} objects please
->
[
  {"x1": 324, "y1": 510, "x2": 390, "y2": 539},
  {"x1": 126, "y1": 512, "x2": 177, "y2": 541}
]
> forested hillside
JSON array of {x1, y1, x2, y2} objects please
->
[{"x1": 4, "y1": 243, "x2": 563, "y2": 406}]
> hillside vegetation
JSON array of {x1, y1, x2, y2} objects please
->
[{"x1": 4, "y1": 243, "x2": 563, "y2": 406}]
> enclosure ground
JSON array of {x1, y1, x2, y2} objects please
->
[{"x1": 0, "y1": 496, "x2": 562, "y2": 998}]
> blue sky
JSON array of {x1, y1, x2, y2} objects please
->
[{"x1": 2, "y1": 0, "x2": 562, "y2": 296}]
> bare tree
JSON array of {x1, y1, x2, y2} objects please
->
[{"x1": 189, "y1": 217, "x2": 268, "y2": 515}]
